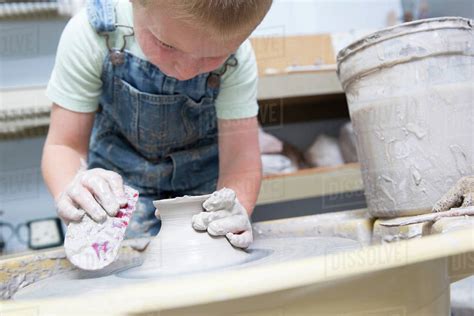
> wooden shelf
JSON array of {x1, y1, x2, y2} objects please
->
[
  {"x1": 257, "y1": 163, "x2": 363, "y2": 205},
  {"x1": 257, "y1": 67, "x2": 343, "y2": 100},
  {"x1": 251, "y1": 34, "x2": 342, "y2": 100}
]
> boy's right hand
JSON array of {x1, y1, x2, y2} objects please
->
[{"x1": 56, "y1": 168, "x2": 128, "y2": 224}]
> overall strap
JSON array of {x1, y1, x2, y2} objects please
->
[
  {"x1": 207, "y1": 54, "x2": 238, "y2": 96},
  {"x1": 87, "y1": 0, "x2": 117, "y2": 33},
  {"x1": 87, "y1": 0, "x2": 134, "y2": 65}
]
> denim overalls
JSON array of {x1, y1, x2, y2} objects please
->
[{"x1": 86, "y1": 0, "x2": 234, "y2": 238}]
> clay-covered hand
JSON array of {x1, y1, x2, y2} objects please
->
[
  {"x1": 432, "y1": 176, "x2": 474, "y2": 212},
  {"x1": 56, "y1": 168, "x2": 128, "y2": 223},
  {"x1": 192, "y1": 188, "x2": 253, "y2": 249}
]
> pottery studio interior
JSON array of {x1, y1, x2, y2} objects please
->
[{"x1": 0, "y1": 0, "x2": 473, "y2": 315}]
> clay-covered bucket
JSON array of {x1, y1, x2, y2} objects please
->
[{"x1": 337, "y1": 17, "x2": 473, "y2": 218}]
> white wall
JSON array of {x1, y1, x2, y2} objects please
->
[{"x1": 253, "y1": 0, "x2": 402, "y2": 37}]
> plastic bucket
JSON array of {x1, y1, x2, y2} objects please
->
[{"x1": 337, "y1": 17, "x2": 473, "y2": 218}]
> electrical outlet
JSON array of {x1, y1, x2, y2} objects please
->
[{"x1": 27, "y1": 218, "x2": 64, "y2": 250}]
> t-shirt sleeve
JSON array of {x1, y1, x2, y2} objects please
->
[
  {"x1": 46, "y1": 8, "x2": 106, "y2": 113},
  {"x1": 214, "y1": 40, "x2": 259, "y2": 120}
]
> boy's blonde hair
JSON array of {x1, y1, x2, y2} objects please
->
[{"x1": 142, "y1": 0, "x2": 273, "y2": 40}]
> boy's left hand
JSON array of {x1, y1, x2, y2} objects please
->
[{"x1": 192, "y1": 188, "x2": 253, "y2": 249}]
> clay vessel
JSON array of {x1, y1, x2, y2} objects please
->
[{"x1": 121, "y1": 195, "x2": 249, "y2": 278}]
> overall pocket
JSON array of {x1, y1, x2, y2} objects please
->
[
  {"x1": 113, "y1": 77, "x2": 216, "y2": 160},
  {"x1": 183, "y1": 97, "x2": 218, "y2": 142}
]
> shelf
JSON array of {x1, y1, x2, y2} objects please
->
[
  {"x1": 1, "y1": 86, "x2": 50, "y2": 113},
  {"x1": 0, "y1": 2, "x2": 59, "y2": 19},
  {"x1": 257, "y1": 66, "x2": 343, "y2": 100},
  {"x1": 0, "y1": 86, "x2": 51, "y2": 137},
  {"x1": 257, "y1": 163, "x2": 363, "y2": 205},
  {"x1": 251, "y1": 34, "x2": 343, "y2": 99}
]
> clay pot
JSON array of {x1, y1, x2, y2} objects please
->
[{"x1": 123, "y1": 195, "x2": 249, "y2": 278}]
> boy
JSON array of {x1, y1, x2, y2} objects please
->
[{"x1": 42, "y1": 0, "x2": 272, "y2": 249}]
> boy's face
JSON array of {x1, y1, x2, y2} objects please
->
[{"x1": 132, "y1": 2, "x2": 247, "y2": 81}]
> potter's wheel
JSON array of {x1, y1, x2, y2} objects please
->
[
  {"x1": 14, "y1": 195, "x2": 360, "y2": 300},
  {"x1": 14, "y1": 236, "x2": 360, "y2": 300}
]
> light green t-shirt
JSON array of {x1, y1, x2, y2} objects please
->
[{"x1": 46, "y1": 0, "x2": 259, "y2": 120}]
